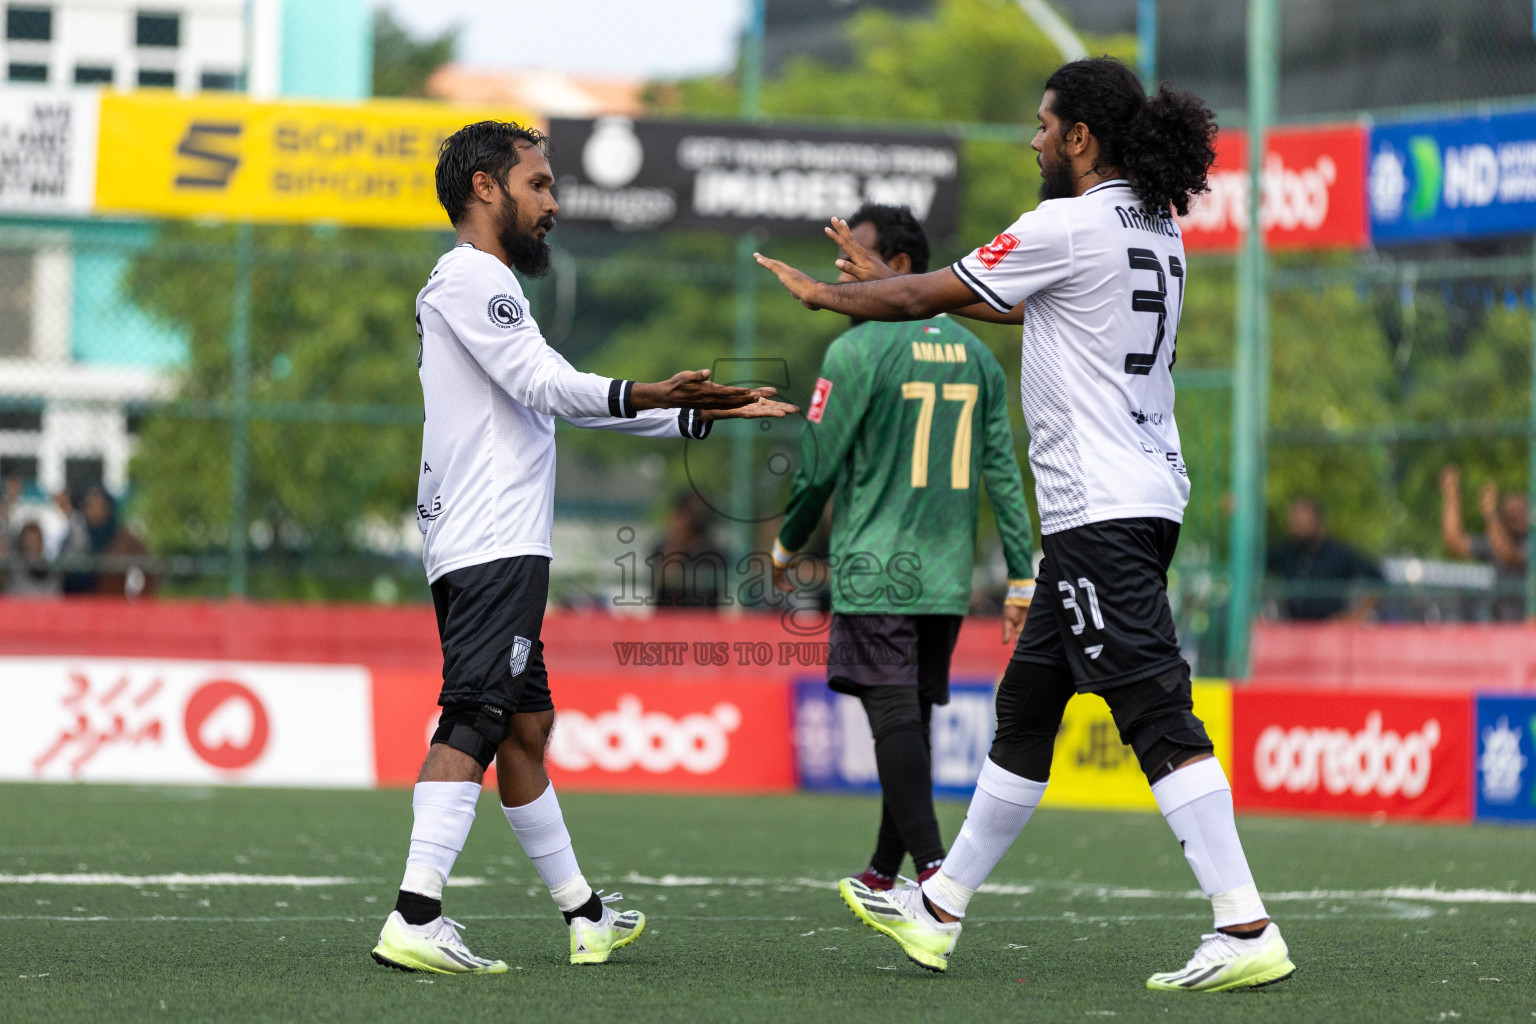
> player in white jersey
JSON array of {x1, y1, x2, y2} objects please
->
[
  {"x1": 372, "y1": 120, "x2": 793, "y2": 976},
  {"x1": 756, "y1": 58, "x2": 1294, "y2": 992}
]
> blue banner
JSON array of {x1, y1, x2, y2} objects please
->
[
  {"x1": 793, "y1": 678, "x2": 995, "y2": 800},
  {"x1": 1369, "y1": 108, "x2": 1536, "y2": 244},
  {"x1": 1474, "y1": 694, "x2": 1536, "y2": 824}
]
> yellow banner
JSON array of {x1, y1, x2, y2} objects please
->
[
  {"x1": 95, "y1": 92, "x2": 540, "y2": 229},
  {"x1": 1039, "y1": 680, "x2": 1232, "y2": 812}
]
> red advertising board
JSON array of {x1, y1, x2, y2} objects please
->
[
  {"x1": 1179, "y1": 123, "x2": 1368, "y2": 252},
  {"x1": 1231, "y1": 687, "x2": 1472, "y2": 821},
  {"x1": 370, "y1": 667, "x2": 796, "y2": 793}
]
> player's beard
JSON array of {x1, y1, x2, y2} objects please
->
[
  {"x1": 1038, "y1": 140, "x2": 1075, "y2": 202},
  {"x1": 497, "y1": 187, "x2": 554, "y2": 278}
]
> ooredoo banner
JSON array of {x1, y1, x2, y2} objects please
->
[
  {"x1": 1179, "y1": 123, "x2": 1369, "y2": 252},
  {"x1": 370, "y1": 668, "x2": 797, "y2": 793},
  {"x1": 0, "y1": 656, "x2": 374, "y2": 787},
  {"x1": 1231, "y1": 687, "x2": 1472, "y2": 821}
]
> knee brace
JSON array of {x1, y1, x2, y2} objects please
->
[
  {"x1": 1105, "y1": 665, "x2": 1214, "y2": 783},
  {"x1": 432, "y1": 702, "x2": 512, "y2": 769},
  {"x1": 987, "y1": 661, "x2": 1074, "y2": 782}
]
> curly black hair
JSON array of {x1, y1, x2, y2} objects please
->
[
  {"x1": 435, "y1": 120, "x2": 550, "y2": 226},
  {"x1": 1044, "y1": 57, "x2": 1217, "y2": 217},
  {"x1": 845, "y1": 202, "x2": 930, "y2": 275}
]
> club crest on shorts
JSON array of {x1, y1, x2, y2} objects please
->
[
  {"x1": 487, "y1": 293, "x2": 524, "y2": 329},
  {"x1": 509, "y1": 636, "x2": 532, "y2": 676}
]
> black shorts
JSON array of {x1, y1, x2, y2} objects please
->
[
  {"x1": 1011, "y1": 517, "x2": 1186, "y2": 692},
  {"x1": 431, "y1": 555, "x2": 554, "y2": 714},
  {"x1": 827, "y1": 613, "x2": 963, "y2": 705}
]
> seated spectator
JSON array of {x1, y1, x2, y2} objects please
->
[
  {"x1": 1440, "y1": 465, "x2": 1526, "y2": 621},
  {"x1": 1266, "y1": 497, "x2": 1382, "y2": 621},
  {"x1": 4, "y1": 521, "x2": 61, "y2": 598}
]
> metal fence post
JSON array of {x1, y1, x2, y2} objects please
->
[
  {"x1": 1137, "y1": 0, "x2": 1158, "y2": 87},
  {"x1": 1224, "y1": 0, "x2": 1278, "y2": 677},
  {"x1": 729, "y1": 0, "x2": 767, "y2": 565},
  {"x1": 1526, "y1": 234, "x2": 1536, "y2": 619},
  {"x1": 228, "y1": 222, "x2": 254, "y2": 597}
]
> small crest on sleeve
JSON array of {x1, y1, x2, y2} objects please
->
[
  {"x1": 976, "y1": 232, "x2": 1020, "y2": 270},
  {"x1": 487, "y1": 293, "x2": 524, "y2": 328},
  {"x1": 807, "y1": 377, "x2": 833, "y2": 424}
]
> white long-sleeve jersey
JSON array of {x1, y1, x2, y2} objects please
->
[
  {"x1": 952, "y1": 180, "x2": 1190, "y2": 535},
  {"x1": 415, "y1": 243, "x2": 708, "y2": 582}
]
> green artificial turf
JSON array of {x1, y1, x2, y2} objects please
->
[{"x1": 2, "y1": 784, "x2": 1533, "y2": 1022}]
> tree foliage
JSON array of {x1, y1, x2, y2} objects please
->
[{"x1": 372, "y1": 8, "x2": 457, "y2": 99}]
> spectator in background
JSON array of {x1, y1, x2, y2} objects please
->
[
  {"x1": 649, "y1": 492, "x2": 728, "y2": 607},
  {"x1": 1440, "y1": 465, "x2": 1527, "y2": 621},
  {"x1": 56, "y1": 484, "x2": 154, "y2": 598},
  {"x1": 1266, "y1": 496, "x2": 1382, "y2": 620},
  {"x1": 3, "y1": 521, "x2": 61, "y2": 597}
]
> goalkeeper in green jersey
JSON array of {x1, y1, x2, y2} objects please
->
[{"x1": 770, "y1": 204, "x2": 1037, "y2": 891}]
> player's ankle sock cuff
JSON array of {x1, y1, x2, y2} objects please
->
[
  {"x1": 1212, "y1": 884, "x2": 1268, "y2": 929},
  {"x1": 394, "y1": 889, "x2": 442, "y2": 926},
  {"x1": 550, "y1": 872, "x2": 595, "y2": 916},
  {"x1": 921, "y1": 869, "x2": 974, "y2": 919},
  {"x1": 562, "y1": 889, "x2": 603, "y2": 924}
]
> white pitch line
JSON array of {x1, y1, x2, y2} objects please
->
[
  {"x1": 0, "y1": 873, "x2": 486, "y2": 887},
  {"x1": 617, "y1": 874, "x2": 1536, "y2": 906},
  {"x1": 3, "y1": 871, "x2": 1533, "y2": 907},
  {"x1": 0, "y1": 873, "x2": 358, "y2": 886}
]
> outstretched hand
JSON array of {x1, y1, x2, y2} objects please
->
[
  {"x1": 704, "y1": 396, "x2": 799, "y2": 422},
  {"x1": 826, "y1": 217, "x2": 897, "y2": 282},
  {"x1": 753, "y1": 253, "x2": 825, "y2": 309},
  {"x1": 634, "y1": 369, "x2": 776, "y2": 411}
]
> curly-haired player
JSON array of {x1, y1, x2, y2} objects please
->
[{"x1": 756, "y1": 57, "x2": 1294, "y2": 992}]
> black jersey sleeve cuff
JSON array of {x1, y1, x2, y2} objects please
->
[
  {"x1": 609, "y1": 379, "x2": 637, "y2": 418},
  {"x1": 677, "y1": 408, "x2": 712, "y2": 439},
  {"x1": 951, "y1": 260, "x2": 1013, "y2": 314}
]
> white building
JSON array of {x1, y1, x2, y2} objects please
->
[
  {"x1": 0, "y1": 1, "x2": 250, "y2": 93},
  {"x1": 0, "y1": 0, "x2": 369, "y2": 505}
]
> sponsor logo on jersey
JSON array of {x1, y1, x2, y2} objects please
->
[
  {"x1": 807, "y1": 376, "x2": 833, "y2": 424},
  {"x1": 487, "y1": 293, "x2": 524, "y2": 329},
  {"x1": 975, "y1": 231, "x2": 1020, "y2": 269},
  {"x1": 509, "y1": 637, "x2": 532, "y2": 677}
]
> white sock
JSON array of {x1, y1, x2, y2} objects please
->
[
  {"x1": 1152, "y1": 758, "x2": 1269, "y2": 929},
  {"x1": 503, "y1": 783, "x2": 592, "y2": 913},
  {"x1": 920, "y1": 759, "x2": 1047, "y2": 919},
  {"x1": 400, "y1": 781, "x2": 481, "y2": 900}
]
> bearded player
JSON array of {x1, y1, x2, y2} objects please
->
[
  {"x1": 756, "y1": 58, "x2": 1294, "y2": 992},
  {"x1": 771, "y1": 202, "x2": 1035, "y2": 895},
  {"x1": 371, "y1": 121, "x2": 793, "y2": 976}
]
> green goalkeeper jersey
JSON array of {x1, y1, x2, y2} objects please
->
[{"x1": 776, "y1": 314, "x2": 1035, "y2": 616}]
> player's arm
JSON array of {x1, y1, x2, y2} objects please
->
[
  {"x1": 434, "y1": 270, "x2": 767, "y2": 420},
  {"x1": 563, "y1": 397, "x2": 798, "y2": 439},
  {"x1": 978, "y1": 357, "x2": 1037, "y2": 644},
  {"x1": 773, "y1": 337, "x2": 871, "y2": 584},
  {"x1": 754, "y1": 256, "x2": 977, "y2": 323},
  {"x1": 822, "y1": 217, "x2": 1025, "y2": 326},
  {"x1": 759, "y1": 208, "x2": 1067, "y2": 324}
]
